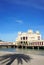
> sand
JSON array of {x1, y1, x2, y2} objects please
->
[{"x1": 0, "y1": 51, "x2": 44, "y2": 65}]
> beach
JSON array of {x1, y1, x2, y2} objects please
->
[{"x1": 0, "y1": 51, "x2": 44, "y2": 65}]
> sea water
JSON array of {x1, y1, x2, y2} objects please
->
[
  {"x1": 0, "y1": 48, "x2": 16, "y2": 52},
  {"x1": 0, "y1": 48, "x2": 44, "y2": 56}
]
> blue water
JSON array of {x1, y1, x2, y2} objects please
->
[
  {"x1": 0, "y1": 48, "x2": 16, "y2": 52},
  {"x1": 0, "y1": 48, "x2": 44, "y2": 56}
]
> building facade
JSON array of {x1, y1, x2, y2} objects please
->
[{"x1": 16, "y1": 29, "x2": 44, "y2": 46}]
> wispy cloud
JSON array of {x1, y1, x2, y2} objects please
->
[
  {"x1": 5, "y1": 17, "x2": 23, "y2": 24},
  {"x1": 16, "y1": 20, "x2": 23, "y2": 24},
  {"x1": 5, "y1": 0, "x2": 44, "y2": 10}
]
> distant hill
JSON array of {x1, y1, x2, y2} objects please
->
[{"x1": 0, "y1": 40, "x2": 3, "y2": 42}]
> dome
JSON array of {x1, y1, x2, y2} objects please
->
[
  {"x1": 22, "y1": 32, "x2": 26, "y2": 34},
  {"x1": 36, "y1": 31, "x2": 40, "y2": 34},
  {"x1": 28, "y1": 29, "x2": 33, "y2": 33},
  {"x1": 18, "y1": 32, "x2": 22, "y2": 35}
]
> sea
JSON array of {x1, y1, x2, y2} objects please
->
[{"x1": 0, "y1": 48, "x2": 44, "y2": 56}]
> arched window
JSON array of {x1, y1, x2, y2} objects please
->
[
  {"x1": 26, "y1": 37, "x2": 28, "y2": 40},
  {"x1": 23, "y1": 37, "x2": 25, "y2": 40},
  {"x1": 21, "y1": 41, "x2": 23, "y2": 44},
  {"x1": 21, "y1": 37, "x2": 22, "y2": 40}
]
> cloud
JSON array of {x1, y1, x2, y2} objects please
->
[
  {"x1": 16, "y1": 20, "x2": 23, "y2": 24},
  {"x1": 5, "y1": 17, "x2": 23, "y2": 24}
]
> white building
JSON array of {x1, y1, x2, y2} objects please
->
[{"x1": 16, "y1": 29, "x2": 44, "y2": 46}]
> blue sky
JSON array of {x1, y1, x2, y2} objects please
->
[{"x1": 0, "y1": 0, "x2": 44, "y2": 42}]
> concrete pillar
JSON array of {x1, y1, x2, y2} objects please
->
[
  {"x1": 38, "y1": 47, "x2": 39, "y2": 50},
  {"x1": 6, "y1": 46, "x2": 8, "y2": 48},
  {"x1": 21, "y1": 44, "x2": 23, "y2": 49},
  {"x1": 32, "y1": 47, "x2": 34, "y2": 50},
  {"x1": 25, "y1": 46, "x2": 27, "y2": 49},
  {"x1": 16, "y1": 45, "x2": 18, "y2": 48}
]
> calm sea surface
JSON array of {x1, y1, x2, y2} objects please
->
[{"x1": 0, "y1": 48, "x2": 44, "y2": 56}]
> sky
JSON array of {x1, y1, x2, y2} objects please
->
[{"x1": 0, "y1": 0, "x2": 44, "y2": 42}]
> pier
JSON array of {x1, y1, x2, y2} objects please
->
[
  {"x1": 0, "y1": 42, "x2": 44, "y2": 50},
  {"x1": 0, "y1": 29, "x2": 44, "y2": 50}
]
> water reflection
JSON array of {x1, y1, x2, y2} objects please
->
[
  {"x1": 16, "y1": 49, "x2": 44, "y2": 56},
  {"x1": 0, "y1": 48, "x2": 44, "y2": 56}
]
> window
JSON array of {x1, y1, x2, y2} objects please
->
[
  {"x1": 21, "y1": 41, "x2": 22, "y2": 44},
  {"x1": 26, "y1": 37, "x2": 28, "y2": 40},
  {"x1": 38, "y1": 36, "x2": 40, "y2": 40},
  {"x1": 23, "y1": 37, "x2": 25, "y2": 40},
  {"x1": 25, "y1": 41, "x2": 28, "y2": 45},
  {"x1": 42, "y1": 42, "x2": 43, "y2": 45},
  {"x1": 21, "y1": 37, "x2": 22, "y2": 40},
  {"x1": 40, "y1": 42, "x2": 41, "y2": 45},
  {"x1": 38, "y1": 42, "x2": 39, "y2": 45},
  {"x1": 24, "y1": 41, "x2": 25, "y2": 43},
  {"x1": 26, "y1": 41, "x2": 27, "y2": 43}
]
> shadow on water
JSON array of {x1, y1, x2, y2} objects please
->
[{"x1": 0, "y1": 53, "x2": 31, "y2": 65}]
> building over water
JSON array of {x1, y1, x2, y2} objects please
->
[{"x1": 15, "y1": 29, "x2": 44, "y2": 46}]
